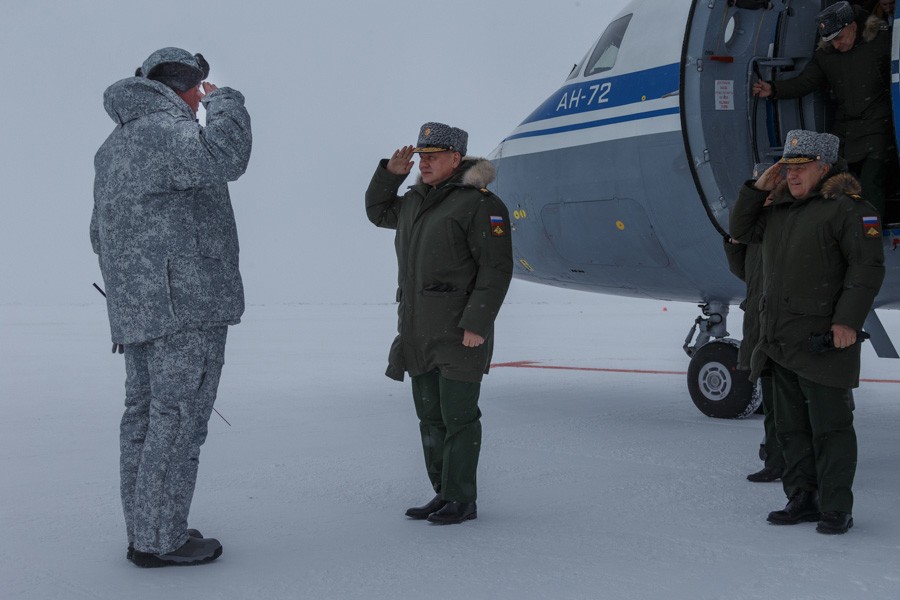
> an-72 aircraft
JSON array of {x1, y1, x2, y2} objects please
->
[{"x1": 488, "y1": 0, "x2": 900, "y2": 418}]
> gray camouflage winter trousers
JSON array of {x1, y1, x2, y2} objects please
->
[{"x1": 120, "y1": 326, "x2": 227, "y2": 554}]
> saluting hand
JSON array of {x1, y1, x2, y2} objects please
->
[
  {"x1": 754, "y1": 162, "x2": 784, "y2": 193},
  {"x1": 387, "y1": 145, "x2": 415, "y2": 176},
  {"x1": 463, "y1": 330, "x2": 485, "y2": 348},
  {"x1": 201, "y1": 82, "x2": 218, "y2": 96}
]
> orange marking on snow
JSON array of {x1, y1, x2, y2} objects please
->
[
  {"x1": 491, "y1": 360, "x2": 685, "y2": 376},
  {"x1": 491, "y1": 361, "x2": 900, "y2": 384}
]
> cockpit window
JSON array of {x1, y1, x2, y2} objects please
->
[{"x1": 583, "y1": 14, "x2": 632, "y2": 77}]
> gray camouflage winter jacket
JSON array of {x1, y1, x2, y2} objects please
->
[{"x1": 91, "y1": 74, "x2": 252, "y2": 344}]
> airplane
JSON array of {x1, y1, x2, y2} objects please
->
[{"x1": 488, "y1": 0, "x2": 900, "y2": 418}]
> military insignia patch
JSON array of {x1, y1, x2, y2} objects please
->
[
  {"x1": 490, "y1": 215, "x2": 506, "y2": 237},
  {"x1": 862, "y1": 215, "x2": 881, "y2": 239}
]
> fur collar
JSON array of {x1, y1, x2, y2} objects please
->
[
  {"x1": 415, "y1": 156, "x2": 496, "y2": 188},
  {"x1": 769, "y1": 169, "x2": 862, "y2": 203},
  {"x1": 820, "y1": 171, "x2": 862, "y2": 199}
]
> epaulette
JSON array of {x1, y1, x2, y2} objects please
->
[
  {"x1": 849, "y1": 194, "x2": 864, "y2": 202},
  {"x1": 479, "y1": 187, "x2": 492, "y2": 196}
]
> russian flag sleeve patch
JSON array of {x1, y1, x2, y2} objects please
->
[
  {"x1": 862, "y1": 215, "x2": 882, "y2": 239},
  {"x1": 490, "y1": 215, "x2": 507, "y2": 237}
]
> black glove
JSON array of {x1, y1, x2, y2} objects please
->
[{"x1": 808, "y1": 330, "x2": 870, "y2": 353}]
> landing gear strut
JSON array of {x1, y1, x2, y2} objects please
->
[{"x1": 683, "y1": 302, "x2": 761, "y2": 419}]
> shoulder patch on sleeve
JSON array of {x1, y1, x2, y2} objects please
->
[
  {"x1": 489, "y1": 214, "x2": 507, "y2": 237},
  {"x1": 862, "y1": 214, "x2": 882, "y2": 239}
]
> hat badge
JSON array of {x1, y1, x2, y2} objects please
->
[
  {"x1": 424, "y1": 128, "x2": 431, "y2": 137},
  {"x1": 791, "y1": 138, "x2": 799, "y2": 147}
]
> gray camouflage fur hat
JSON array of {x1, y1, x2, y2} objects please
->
[
  {"x1": 135, "y1": 47, "x2": 210, "y2": 93},
  {"x1": 413, "y1": 122, "x2": 468, "y2": 156},
  {"x1": 779, "y1": 129, "x2": 840, "y2": 165},
  {"x1": 817, "y1": 1, "x2": 855, "y2": 42}
]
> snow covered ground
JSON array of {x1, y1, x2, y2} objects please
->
[{"x1": 3, "y1": 287, "x2": 899, "y2": 600}]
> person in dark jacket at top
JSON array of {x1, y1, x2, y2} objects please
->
[
  {"x1": 366, "y1": 122, "x2": 513, "y2": 525},
  {"x1": 752, "y1": 1, "x2": 893, "y2": 216},
  {"x1": 730, "y1": 129, "x2": 884, "y2": 535},
  {"x1": 91, "y1": 47, "x2": 252, "y2": 566}
]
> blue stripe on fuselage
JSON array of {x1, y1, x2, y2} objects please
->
[
  {"x1": 518, "y1": 63, "x2": 681, "y2": 125},
  {"x1": 503, "y1": 107, "x2": 681, "y2": 142}
]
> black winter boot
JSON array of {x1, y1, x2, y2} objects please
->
[
  {"x1": 747, "y1": 466, "x2": 783, "y2": 482},
  {"x1": 817, "y1": 511, "x2": 853, "y2": 534},
  {"x1": 131, "y1": 535, "x2": 221, "y2": 568},
  {"x1": 427, "y1": 501, "x2": 477, "y2": 524},
  {"x1": 127, "y1": 528, "x2": 202, "y2": 562},
  {"x1": 405, "y1": 494, "x2": 447, "y2": 520},
  {"x1": 767, "y1": 490, "x2": 820, "y2": 525}
]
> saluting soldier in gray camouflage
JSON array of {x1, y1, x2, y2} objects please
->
[
  {"x1": 366, "y1": 123, "x2": 513, "y2": 525},
  {"x1": 90, "y1": 47, "x2": 252, "y2": 566}
]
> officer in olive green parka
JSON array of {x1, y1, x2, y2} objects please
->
[
  {"x1": 723, "y1": 237, "x2": 785, "y2": 482},
  {"x1": 730, "y1": 129, "x2": 884, "y2": 535},
  {"x1": 366, "y1": 122, "x2": 513, "y2": 525}
]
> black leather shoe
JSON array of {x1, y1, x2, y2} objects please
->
[
  {"x1": 427, "y1": 501, "x2": 477, "y2": 524},
  {"x1": 767, "y1": 490, "x2": 820, "y2": 525},
  {"x1": 405, "y1": 494, "x2": 446, "y2": 520},
  {"x1": 817, "y1": 511, "x2": 854, "y2": 534},
  {"x1": 127, "y1": 528, "x2": 203, "y2": 562},
  {"x1": 747, "y1": 466, "x2": 783, "y2": 482}
]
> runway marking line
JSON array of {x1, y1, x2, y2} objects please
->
[
  {"x1": 491, "y1": 360, "x2": 684, "y2": 376},
  {"x1": 491, "y1": 360, "x2": 900, "y2": 384}
]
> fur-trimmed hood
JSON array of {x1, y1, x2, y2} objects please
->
[
  {"x1": 416, "y1": 156, "x2": 496, "y2": 188},
  {"x1": 818, "y1": 10, "x2": 886, "y2": 50},
  {"x1": 821, "y1": 170, "x2": 863, "y2": 199},
  {"x1": 770, "y1": 166, "x2": 862, "y2": 203}
]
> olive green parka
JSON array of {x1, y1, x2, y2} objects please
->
[
  {"x1": 768, "y1": 11, "x2": 892, "y2": 162},
  {"x1": 723, "y1": 239, "x2": 764, "y2": 370},
  {"x1": 729, "y1": 168, "x2": 885, "y2": 388},
  {"x1": 366, "y1": 157, "x2": 513, "y2": 383}
]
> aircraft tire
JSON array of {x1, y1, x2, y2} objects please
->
[{"x1": 687, "y1": 339, "x2": 761, "y2": 419}]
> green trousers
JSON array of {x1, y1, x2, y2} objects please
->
[
  {"x1": 770, "y1": 361, "x2": 857, "y2": 514},
  {"x1": 760, "y1": 374, "x2": 785, "y2": 471},
  {"x1": 411, "y1": 370, "x2": 482, "y2": 503},
  {"x1": 849, "y1": 155, "x2": 893, "y2": 217}
]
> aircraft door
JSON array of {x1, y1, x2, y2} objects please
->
[
  {"x1": 682, "y1": 1, "x2": 826, "y2": 233},
  {"x1": 892, "y1": 4, "x2": 900, "y2": 159}
]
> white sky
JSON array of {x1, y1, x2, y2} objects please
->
[
  {"x1": 0, "y1": 0, "x2": 628, "y2": 307},
  {"x1": 3, "y1": 5, "x2": 900, "y2": 595}
]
